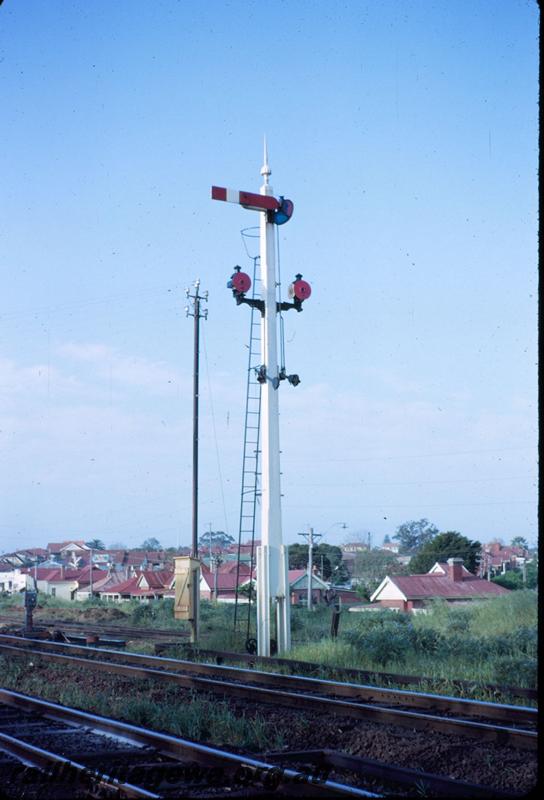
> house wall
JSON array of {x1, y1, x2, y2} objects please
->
[
  {"x1": 291, "y1": 588, "x2": 325, "y2": 606},
  {"x1": 47, "y1": 581, "x2": 78, "y2": 601},
  {"x1": 372, "y1": 580, "x2": 406, "y2": 602},
  {"x1": 375, "y1": 599, "x2": 406, "y2": 611},
  {"x1": 0, "y1": 570, "x2": 27, "y2": 594}
]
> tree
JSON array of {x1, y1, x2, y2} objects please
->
[
  {"x1": 352, "y1": 549, "x2": 407, "y2": 597},
  {"x1": 525, "y1": 560, "x2": 538, "y2": 589},
  {"x1": 140, "y1": 537, "x2": 162, "y2": 551},
  {"x1": 85, "y1": 539, "x2": 105, "y2": 550},
  {"x1": 236, "y1": 580, "x2": 256, "y2": 601},
  {"x1": 492, "y1": 572, "x2": 522, "y2": 591},
  {"x1": 198, "y1": 530, "x2": 235, "y2": 552},
  {"x1": 288, "y1": 543, "x2": 310, "y2": 570},
  {"x1": 383, "y1": 534, "x2": 391, "y2": 545},
  {"x1": 393, "y1": 519, "x2": 438, "y2": 554},
  {"x1": 493, "y1": 561, "x2": 537, "y2": 591},
  {"x1": 408, "y1": 531, "x2": 481, "y2": 574},
  {"x1": 315, "y1": 544, "x2": 349, "y2": 582},
  {"x1": 288, "y1": 543, "x2": 349, "y2": 582},
  {"x1": 108, "y1": 541, "x2": 128, "y2": 550},
  {"x1": 511, "y1": 536, "x2": 529, "y2": 551}
]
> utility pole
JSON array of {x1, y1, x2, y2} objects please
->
[
  {"x1": 207, "y1": 522, "x2": 213, "y2": 568},
  {"x1": 298, "y1": 527, "x2": 322, "y2": 611},
  {"x1": 185, "y1": 279, "x2": 208, "y2": 642},
  {"x1": 212, "y1": 143, "x2": 308, "y2": 656},
  {"x1": 89, "y1": 548, "x2": 93, "y2": 599}
]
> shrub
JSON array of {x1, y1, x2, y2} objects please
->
[
  {"x1": 411, "y1": 627, "x2": 444, "y2": 655},
  {"x1": 445, "y1": 608, "x2": 471, "y2": 634},
  {"x1": 362, "y1": 624, "x2": 412, "y2": 666},
  {"x1": 442, "y1": 633, "x2": 490, "y2": 663},
  {"x1": 510, "y1": 626, "x2": 538, "y2": 658},
  {"x1": 492, "y1": 572, "x2": 524, "y2": 591},
  {"x1": 493, "y1": 656, "x2": 537, "y2": 688}
]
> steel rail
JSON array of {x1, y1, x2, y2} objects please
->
[
  {"x1": 0, "y1": 614, "x2": 536, "y2": 701},
  {"x1": 266, "y1": 749, "x2": 522, "y2": 799},
  {"x1": 0, "y1": 613, "x2": 185, "y2": 640},
  {"x1": 0, "y1": 641, "x2": 537, "y2": 750},
  {"x1": 0, "y1": 730, "x2": 161, "y2": 799},
  {"x1": 0, "y1": 689, "x2": 379, "y2": 798},
  {"x1": 0, "y1": 633, "x2": 536, "y2": 727},
  {"x1": 176, "y1": 644, "x2": 538, "y2": 701}
]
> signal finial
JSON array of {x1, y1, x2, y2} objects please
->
[{"x1": 260, "y1": 136, "x2": 271, "y2": 185}]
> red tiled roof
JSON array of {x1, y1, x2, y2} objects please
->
[
  {"x1": 47, "y1": 541, "x2": 89, "y2": 552},
  {"x1": 215, "y1": 561, "x2": 252, "y2": 576},
  {"x1": 24, "y1": 568, "x2": 66, "y2": 582},
  {"x1": 139, "y1": 570, "x2": 174, "y2": 589},
  {"x1": 288, "y1": 569, "x2": 328, "y2": 588},
  {"x1": 201, "y1": 568, "x2": 247, "y2": 591},
  {"x1": 75, "y1": 566, "x2": 107, "y2": 588},
  {"x1": 100, "y1": 576, "x2": 140, "y2": 595},
  {"x1": 16, "y1": 548, "x2": 48, "y2": 557},
  {"x1": 288, "y1": 569, "x2": 307, "y2": 582},
  {"x1": 91, "y1": 573, "x2": 129, "y2": 592}
]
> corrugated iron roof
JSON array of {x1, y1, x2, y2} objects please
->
[{"x1": 386, "y1": 574, "x2": 509, "y2": 600}]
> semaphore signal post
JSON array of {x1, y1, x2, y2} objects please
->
[{"x1": 212, "y1": 143, "x2": 311, "y2": 656}]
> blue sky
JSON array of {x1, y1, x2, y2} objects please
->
[{"x1": 0, "y1": 1, "x2": 538, "y2": 553}]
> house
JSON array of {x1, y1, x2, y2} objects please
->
[
  {"x1": 200, "y1": 561, "x2": 254, "y2": 602},
  {"x1": 1, "y1": 548, "x2": 48, "y2": 568},
  {"x1": 342, "y1": 542, "x2": 369, "y2": 553},
  {"x1": 37, "y1": 567, "x2": 81, "y2": 600},
  {"x1": 47, "y1": 539, "x2": 91, "y2": 559},
  {"x1": 22, "y1": 564, "x2": 104, "y2": 601},
  {"x1": 198, "y1": 563, "x2": 331, "y2": 606},
  {"x1": 123, "y1": 550, "x2": 168, "y2": 571},
  {"x1": 99, "y1": 576, "x2": 141, "y2": 602},
  {"x1": 381, "y1": 541, "x2": 400, "y2": 554},
  {"x1": 98, "y1": 570, "x2": 174, "y2": 602},
  {"x1": 479, "y1": 542, "x2": 529, "y2": 578},
  {"x1": 0, "y1": 569, "x2": 28, "y2": 594},
  {"x1": 288, "y1": 569, "x2": 329, "y2": 606},
  {"x1": 75, "y1": 568, "x2": 124, "y2": 601},
  {"x1": 370, "y1": 558, "x2": 509, "y2": 613}
]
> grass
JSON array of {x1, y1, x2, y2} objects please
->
[
  {"x1": 0, "y1": 656, "x2": 284, "y2": 752},
  {"x1": 3, "y1": 588, "x2": 537, "y2": 697}
]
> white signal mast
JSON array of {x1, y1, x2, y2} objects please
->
[{"x1": 212, "y1": 143, "x2": 311, "y2": 656}]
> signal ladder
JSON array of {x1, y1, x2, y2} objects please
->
[{"x1": 233, "y1": 255, "x2": 262, "y2": 640}]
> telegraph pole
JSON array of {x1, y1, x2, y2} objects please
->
[
  {"x1": 212, "y1": 143, "x2": 308, "y2": 655},
  {"x1": 185, "y1": 279, "x2": 208, "y2": 642},
  {"x1": 298, "y1": 527, "x2": 322, "y2": 611}
]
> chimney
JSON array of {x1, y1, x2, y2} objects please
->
[
  {"x1": 60, "y1": 564, "x2": 65, "y2": 579},
  {"x1": 447, "y1": 557, "x2": 463, "y2": 582}
]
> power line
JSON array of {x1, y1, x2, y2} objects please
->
[
  {"x1": 287, "y1": 445, "x2": 535, "y2": 462},
  {"x1": 291, "y1": 475, "x2": 538, "y2": 488}
]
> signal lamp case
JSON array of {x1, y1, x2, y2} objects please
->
[{"x1": 173, "y1": 556, "x2": 200, "y2": 621}]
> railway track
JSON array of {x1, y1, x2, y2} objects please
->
[
  {"x1": 0, "y1": 613, "x2": 186, "y2": 641},
  {"x1": 173, "y1": 644, "x2": 538, "y2": 702},
  {"x1": 0, "y1": 688, "x2": 379, "y2": 798},
  {"x1": 0, "y1": 689, "x2": 522, "y2": 798},
  {"x1": 0, "y1": 612, "x2": 535, "y2": 702},
  {"x1": 0, "y1": 634, "x2": 537, "y2": 751}
]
